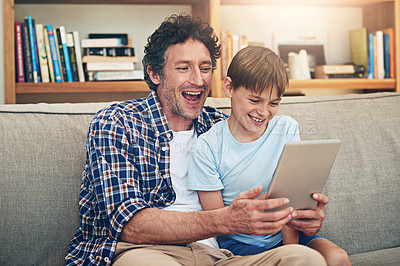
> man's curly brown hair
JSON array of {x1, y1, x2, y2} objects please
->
[{"x1": 142, "y1": 13, "x2": 221, "y2": 91}]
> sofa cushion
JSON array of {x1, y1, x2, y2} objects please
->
[
  {"x1": 349, "y1": 247, "x2": 400, "y2": 266},
  {"x1": 0, "y1": 102, "x2": 109, "y2": 265}
]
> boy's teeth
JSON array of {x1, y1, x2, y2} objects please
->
[
  {"x1": 184, "y1": 92, "x2": 201, "y2": 95},
  {"x1": 250, "y1": 116, "x2": 263, "y2": 122}
]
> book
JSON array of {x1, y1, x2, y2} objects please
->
[
  {"x1": 82, "y1": 55, "x2": 138, "y2": 63},
  {"x1": 383, "y1": 33, "x2": 390, "y2": 78},
  {"x1": 66, "y1": 33, "x2": 79, "y2": 81},
  {"x1": 85, "y1": 62, "x2": 135, "y2": 71},
  {"x1": 367, "y1": 33, "x2": 374, "y2": 79},
  {"x1": 43, "y1": 26, "x2": 55, "y2": 82},
  {"x1": 375, "y1": 31, "x2": 385, "y2": 79},
  {"x1": 46, "y1": 25, "x2": 62, "y2": 82},
  {"x1": 35, "y1": 23, "x2": 50, "y2": 83},
  {"x1": 56, "y1": 28, "x2": 67, "y2": 81},
  {"x1": 81, "y1": 38, "x2": 128, "y2": 48},
  {"x1": 87, "y1": 70, "x2": 144, "y2": 81},
  {"x1": 314, "y1": 64, "x2": 355, "y2": 75},
  {"x1": 88, "y1": 33, "x2": 128, "y2": 45},
  {"x1": 72, "y1": 31, "x2": 85, "y2": 82},
  {"x1": 83, "y1": 47, "x2": 135, "y2": 57},
  {"x1": 348, "y1": 28, "x2": 368, "y2": 74},
  {"x1": 21, "y1": 20, "x2": 34, "y2": 82},
  {"x1": 26, "y1": 16, "x2": 40, "y2": 83},
  {"x1": 373, "y1": 34, "x2": 378, "y2": 79},
  {"x1": 382, "y1": 27, "x2": 395, "y2": 78},
  {"x1": 15, "y1": 21, "x2": 25, "y2": 83},
  {"x1": 59, "y1": 26, "x2": 73, "y2": 82}
]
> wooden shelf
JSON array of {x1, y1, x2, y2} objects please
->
[
  {"x1": 288, "y1": 78, "x2": 395, "y2": 90},
  {"x1": 3, "y1": 0, "x2": 399, "y2": 103},
  {"x1": 15, "y1": 81, "x2": 150, "y2": 94}
]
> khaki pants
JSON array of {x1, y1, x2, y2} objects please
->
[{"x1": 112, "y1": 241, "x2": 326, "y2": 266}]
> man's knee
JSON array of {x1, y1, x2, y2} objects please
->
[{"x1": 275, "y1": 244, "x2": 327, "y2": 266}]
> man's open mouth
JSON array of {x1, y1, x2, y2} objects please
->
[{"x1": 182, "y1": 91, "x2": 202, "y2": 102}]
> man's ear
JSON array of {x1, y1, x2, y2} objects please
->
[
  {"x1": 223, "y1": 77, "x2": 233, "y2": 98},
  {"x1": 147, "y1": 66, "x2": 161, "y2": 85}
]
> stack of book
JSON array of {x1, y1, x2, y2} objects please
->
[
  {"x1": 314, "y1": 64, "x2": 365, "y2": 79},
  {"x1": 14, "y1": 15, "x2": 85, "y2": 83},
  {"x1": 349, "y1": 27, "x2": 395, "y2": 79},
  {"x1": 82, "y1": 33, "x2": 143, "y2": 81}
]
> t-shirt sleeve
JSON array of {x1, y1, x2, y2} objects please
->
[{"x1": 187, "y1": 136, "x2": 224, "y2": 191}]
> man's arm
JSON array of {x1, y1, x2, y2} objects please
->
[
  {"x1": 287, "y1": 193, "x2": 328, "y2": 236},
  {"x1": 119, "y1": 186, "x2": 294, "y2": 244}
]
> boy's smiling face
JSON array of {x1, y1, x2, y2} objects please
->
[{"x1": 224, "y1": 78, "x2": 282, "y2": 143}]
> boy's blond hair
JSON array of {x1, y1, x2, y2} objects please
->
[{"x1": 227, "y1": 45, "x2": 288, "y2": 97}]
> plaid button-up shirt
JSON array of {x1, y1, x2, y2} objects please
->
[{"x1": 66, "y1": 91, "x2": 227, "y2": 265}]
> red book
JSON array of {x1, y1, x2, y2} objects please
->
[{"x1": 15, "y1": 21, "x2": 25, "y2": 82}]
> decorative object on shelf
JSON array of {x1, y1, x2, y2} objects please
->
[{"x1": 288, "y1": 49, "x2": 311, "y2": 80}]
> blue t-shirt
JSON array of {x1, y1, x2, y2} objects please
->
[{"x1": 187, "y1": 115, "x2": 300, "y2": 248}]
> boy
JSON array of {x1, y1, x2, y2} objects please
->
[{"x1": 187, "y1": 45, "x2": 351, "y2": 265}]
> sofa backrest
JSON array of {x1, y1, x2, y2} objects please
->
[{"x1": 1, "y1": 92, "x2": 399, "y2": 265}]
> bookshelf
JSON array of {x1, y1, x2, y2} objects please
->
[{"x1": 3, "y1": 0, "x2": 399, "y2": 104}]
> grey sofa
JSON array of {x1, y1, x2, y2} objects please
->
[{"x1": 1, "y1": 92, "x2": 399, "y2": 265}]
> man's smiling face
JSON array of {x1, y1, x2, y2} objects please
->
[{"x1": 156, "y1": 38, "x2": 213, "y2": 131}]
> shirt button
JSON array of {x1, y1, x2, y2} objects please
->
[
  {"x1": 104, "y1": 257, "x2": 110, "y2": 263},
  {"x1": 162, "y1": 147, "x2": 167, "y2": 152}
]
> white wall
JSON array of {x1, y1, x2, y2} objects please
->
[
  {"x1": 1, "y1": 4, "x2": 363, "y2": 103},
  {"x1": 220, "y1": 5, "x2": 362, "y2": 65}
]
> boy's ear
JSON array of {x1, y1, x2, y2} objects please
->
[
  {"x1": 223, "y1": 77, "x2": 233, "y2": 98},
  {"x1": 147, "y1": 66, "x2": 161, "y2": 85}
]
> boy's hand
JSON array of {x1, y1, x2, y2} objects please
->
[
  {"x1": 224, "y1": 185, "x2": 294, "y2": 236},
  {"x1": 286, "y1": 193, "x2": 328, "y2": 236}
]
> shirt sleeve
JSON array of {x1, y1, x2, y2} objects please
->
[
  {"x1": 81, "y1": 114, "x2": 151, "y2": 242},
  {"x1": 187, "y1": 136, "x2": 224, "y2": 191}
]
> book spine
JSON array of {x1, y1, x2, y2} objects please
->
[
  {"x1": 367, "y1": 33, "x2": 374, "y2": 79},
  {"x1": 83, "y1": 47, "x2": 135, "y2": 57},
  {"x1": 376, "y1": 31, "x2": 385, "y2": 79},
  {"x1": 35, "y1": 24, "x2": 50, "y2": 83},
  {"x1": 56, "y1": 28, "x2": 67, "y2": 81},
  {"x1": 27, "y1": 16, "x2": 40, "y2": 83},
  {"x1": 85, "y1": 62, "x2": 135, "y2": 71},
  {"x1": 88, "y1": 33, "x2": 128, "y2": 45},
  {"x1": 21, "y1": 20, "x2": 33, "y2": 82},
  {"x1": 383, "y1": 33, "x2": 390, "y2": 78},
  {"x1": 81, "y1": 38, "x2": 124, "y2": 48},
  {"x1": 15, "y1": 21, "x2": 25, "y2": 83},
  {"x1": 43, "y1": 26, "x2": 55, "y2": 82},
  {"x1": 373, "y1": 34, "x2": 378, "y2": 79},
  {"x1": 59, "y1": 26, "x2": 73, "y2": 82},
  {"x1": 87, "y1": 70, "x2": 144, "y2": 81},
  {"x1": 46, "y1": 25, "x2": 62, "y2": 82},
  {"x1": 66, "y1": 33, "x2": 79, "y2": 81},
  {"x1": 72, "y1": 31, "x2": 85, "y2": 82}
]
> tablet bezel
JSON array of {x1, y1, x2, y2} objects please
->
[{"x1": 259, "y1": 139, "x2": 341, "y2": 211}]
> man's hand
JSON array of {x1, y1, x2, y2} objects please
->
[
  {"x1": 224, "y1": 185, "x2": 294, "y2": 236},
  {"x1": 286, "y1": 193, "x2": 328, "y2": 236}
]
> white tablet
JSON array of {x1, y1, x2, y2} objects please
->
[{"x1": 260, "y1": 139, "x2": 341, "y2": 211}]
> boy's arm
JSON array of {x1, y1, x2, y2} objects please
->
[
  {"x1": 198, "y1": 190, "x2": 225, "y2": 210},
  {"x1": 282, "y1": 225, "x2": 299, "y2": 245}
]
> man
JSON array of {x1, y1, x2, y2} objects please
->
[{"x1": 66, "y1": 14, "x2": 327, "y2": 265}]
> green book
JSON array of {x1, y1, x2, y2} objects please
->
[{"x1": 349, "y1": 28, "x2": 368, "y2": 73}]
